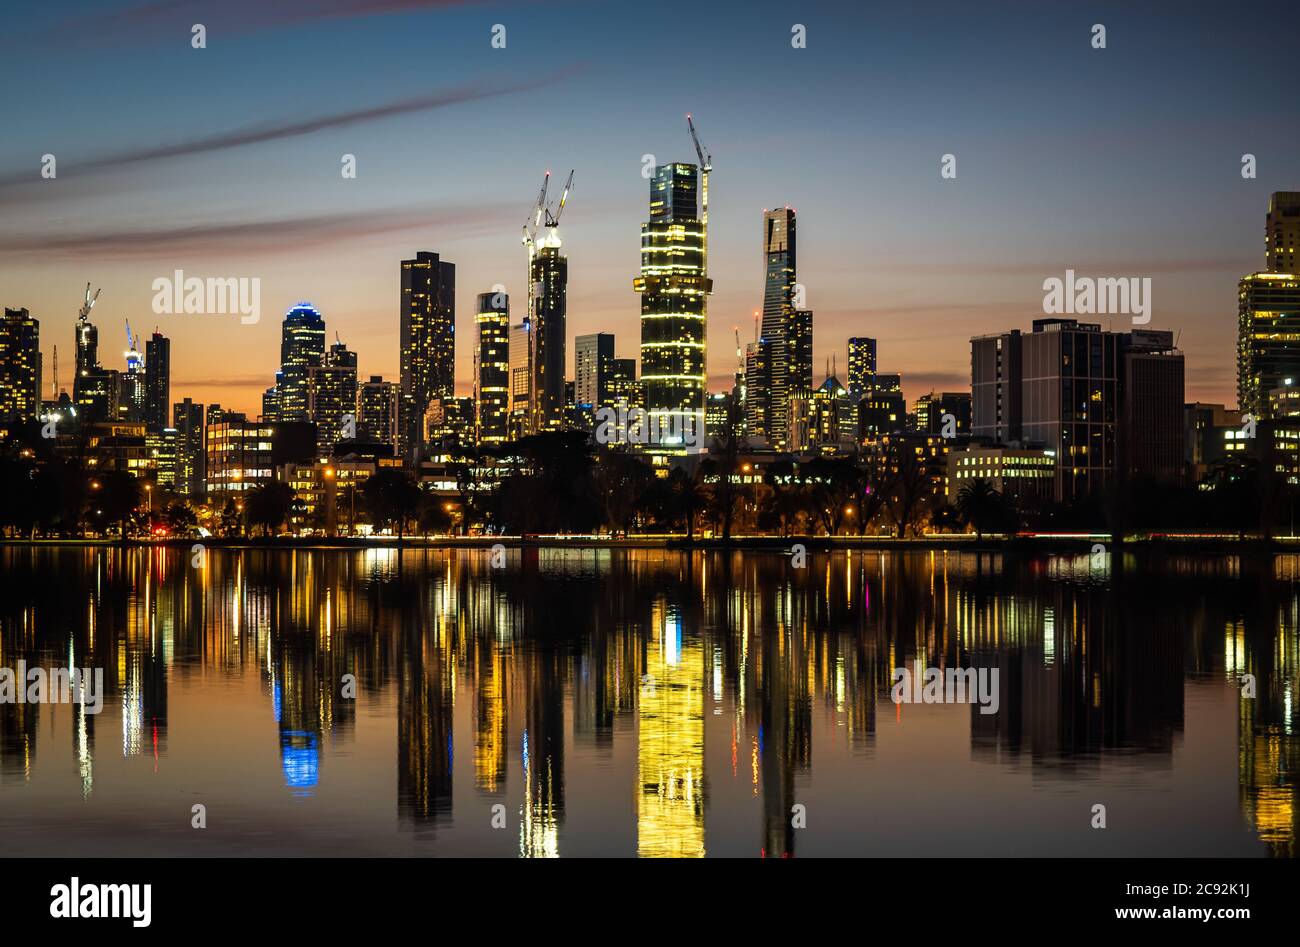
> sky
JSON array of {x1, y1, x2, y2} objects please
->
[{"x1": 2, "y1": 0, "x2": 1298, "y2": 415}]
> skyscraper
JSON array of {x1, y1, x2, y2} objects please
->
[
  {"x1": 308, "y1": 339, "x2": 358, "y2": 457},
  {"x1": 1266, "y1": 192, "x2": 1300, "y2": 274},
  {"x1": 509, "y1": 317, "x2": 533, "y2": 439},
  {"x1": 144, "y1": 331, "x2": 171, "y2": 431},
  {"x1": 574, "y1": 333, "x2": 615, "y2": 409},
  {"x1": 475, "y1": 291, "x2": 510, "y2": 444},
  {"x1": 277, "y1": 303, "x2": 326, "y2": 422},
  {"x1": 1237, "y1": 272, "x2": 1300, "y2": 418},
  {"x1": 972, "y1": 318, "x2": 1126, "y2": 502},
  {"x1": 847, "y1": 337, "x2": 877, "y2": 402},
  {"x1": 0, "y1": 308, "x2": 40, "y2": 422},
  {"x1": 634, "y1": 163, "x2": 710, "y2": 451},
  {"x1": 758, "y1": 208, "x2": 796, "y2": 448},
  {"x1": 531, "y1": 235, "x2": 567, "y2": 432},
  {"x1": 400, "y1": 252, "x2": 456, "y2": 453},
  {"x1": 358, "y1": 375, "x2": 400, "y2": 453},
  {"x1": 173, "y1": 398, "x2": 205, "y2": 497}
]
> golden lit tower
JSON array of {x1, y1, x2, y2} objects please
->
[{"x1": 634, "y1": 121, "x2": 711, "y2": 454}]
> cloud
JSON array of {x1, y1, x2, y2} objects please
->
[
  {"x1": 0, "y1": 204, "x2": 518, "y2": 259},
  {"x1": 0, "y1": 70, "x2": 579, "y2": 193}
]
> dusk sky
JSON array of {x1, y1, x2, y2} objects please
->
[{"x1": 2, "y1": 0, "x2": 1297, "y2": 414}]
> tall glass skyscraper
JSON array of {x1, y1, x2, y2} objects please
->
[
  {"x1": 634, "y1": 163, "x2": 710, "y2": 451},
  {"x1": 531, "y1": 234, "x2": 567, "y2": 432},
  {"x1": 759, "y1": 208, "x2": 796, "y2": 449},
  {"x1": 145, "y1": 331, "x2": 171, "y2": 432},
  {"x1": 0, "y1": 308, "x2": 40, "y2": 422},
  {"x1": 475, "y1": 291, "x2": 510, "y2": 444},
  {"x1": 400, "y1": 251, "x2": 456, "y2": 453},
  {"x1": 847, "y1": 337, "x2": 877, "y2": 402},
  {"x1": 276, "y1": 303, "x2": 326, "y2": 422}
]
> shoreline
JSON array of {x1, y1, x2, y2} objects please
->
[{"x1": 0, "y1": 534, "x2": 1293, "y2": 553}]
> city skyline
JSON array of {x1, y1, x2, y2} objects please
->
[{"x1": 3, "y1": 0, "x2": 1298, "y2": 415}]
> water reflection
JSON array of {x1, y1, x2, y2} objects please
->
[{"x1": 0, "y1": 547, "x2": 1296, "y2": 857}]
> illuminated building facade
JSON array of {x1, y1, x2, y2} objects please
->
[
  {"x1": 634, "y1": 163, "x2": 710, "y2": 453},
  {"x1": 400, "y1": 252, "x2": 456, "y2": 453},
  {"x1": 508, "y1": 318, "x2": 532, "y2": 438},
  {"x1": 531, "y1": 238, "x2": 568, "y2": 432},
  {"x1": 1238, "y1": 273, "x2": 1300, "y2": 418},
  {"x1": 847, "y1": 336, "x2": 877, "y2": 403},
  {"x1": 308, "y1": 339, "x2": 358, "y2": 458},
  {"x1": 173, "y1": 398, "x2": 205, "y2": 496},
  {"x1": 474, "y1": 291, "x2": 510, "y2": 444},
  {"x1": 0, "y1": 307, "x2": 40, "y2": 421},
  {"x1": 574, "y1": 332, "x2": 615, "y2": 410},
  {"x1": 1266, "y1": 191, "x2": 1300, "y2": 274},
  {"x1": 358, "y1": 375, "x2": 400, "y2": 454},
  {"x1": 946, "y1": 445, "x2": 1056, "y2": 502},
  {"x1": 205, "y1": 411, "x2": 274, "y2": 495},
  {"x1": 276, "y1": 303, "x2": 326, "y2": 423}
]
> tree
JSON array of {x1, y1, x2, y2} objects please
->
[
  {"x1": 703, "y1": 395, "x2": 745, "y2": 542},
  {"x1": 362, "y1": 468, "x2": 422, "y2": 540},
  {"x1": 596, "y1": 449, "x2": 655, "y2": 536},
  {"x1": 665, "y1": 464, "x2": 708, "y2": 540},
  {"x1": 96, "y1": 470, "x2": 142, "y2": 538},
  {"x1": 804, "y1": 456, "x2": 864, "y2": 536},
  {"x1": 244, "y1": 481, "x2": 295, "y2": 537},
  {"x1": 956, "y1": 478, "x2": 1012, "y2": 539},
  {"x1": 163, "y1": 502, "x2": 200, "y2": 538},
  {"x1": 417, "y1": 495, "x2": 454, "y2": 537},
  {"x1": 885, "y1": 449, "x2": 931, "y2": 538}
]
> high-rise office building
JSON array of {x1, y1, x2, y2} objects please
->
[
  {"x1": 0, "y1": 308, "x2": 40, "y2": 421},
  {"x1": 575, "y1": 333, "x2": 615, "y2": 409},
  {"x1": 358, "y1": 375, "x2": 400, "y2": 453},
  {"x1": 400, "y1": 252, "x2": 456, "y2": 453},
  {"x1": 745, "y1": 338, "x2": 771, "y2": 441},
  {"x1": 757, "y1": 209, "x2": 796, "y2": 448},
  {"x1": 1238, "y1": 273, "x2": 1300, "y2": 418},
  {"x1": 971, "y1": 330, "x2": 1023, "y2": 444},
  {"x1": 277, "y1": 303, "x2": 326, "y2": 422},
  {"x1": 970, "y1": 318, "x2": 1187, "y2": 501},
  {"x1": 144, "y1": 331, "x2": 171, "y2": 431},
  {"x1": 475, "y1": 291, "x2": 511, "y2": 444},
  {"x1": 308, "y1": 339, "x2": 358, "y2": 457},
  {"x1": 1266, "y1": 192, "x2": 1300, "y2": 274},
  {"x1": 634, "y1": 163, "x2": 710, "y2": 452},
  {"x1": 73, "y1": 304, "x2": 116, "y2": 423},
  {"x1": 508, "y1": 317, "x2": 533, "y2": 439},
  {"x1": 173, "y1": 398, "x2": 205, "y2": 497},
  {"x1": 531, "y1": 236, "x2": 567, "y2": 432},
  {"x1": 847, "y1": 337, "x2": 877, "y2": 402},
  {"x1": 1120, "y1": 330, "x2": 1185, "y2": 482}
]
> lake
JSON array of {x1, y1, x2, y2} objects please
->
[{"x1": 0, "y1": 545, "x2": 1294, "y2": 857}]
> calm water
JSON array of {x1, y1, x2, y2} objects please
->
[{"x1": 0, "y1": 545, "x2": 1295, "y2": 858}]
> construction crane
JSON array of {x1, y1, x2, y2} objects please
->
[
  {"x1": 521, "y1": 170, "x2": 550, "y2": 254},
  {"x1": 543, "y1": 170, "x2": 574, "y2": 229},
  {"x1": 686, "y1": 114, "x2": 711, "y2": 277},
  {"x1": 78, "y1": 282, "x2": 101, "y2": 323},
  {"x1": 124, "y1": 320, "x2": 143, "y2": 372}
]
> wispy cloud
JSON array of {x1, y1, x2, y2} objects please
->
[
  {"x1": 0, "y1": 204, "x2": 518, "y2": 259},
  {"x1": 0, "y1": 70, "x2": 579, "y2": 193}
]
